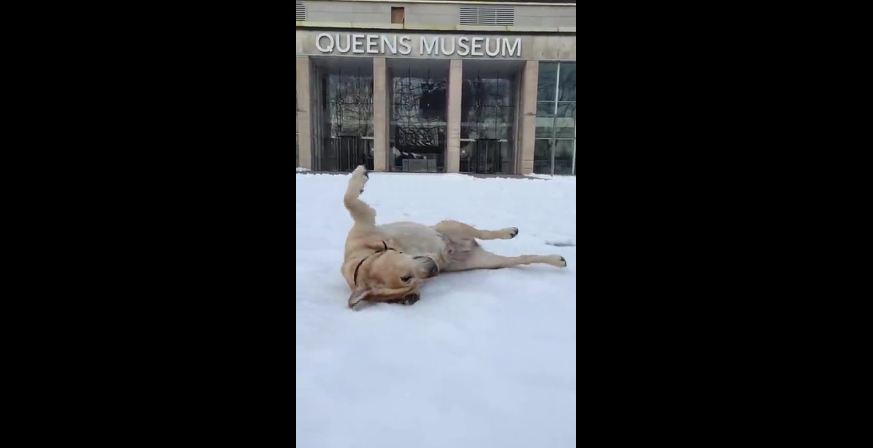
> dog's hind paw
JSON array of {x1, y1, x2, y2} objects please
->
[{"x1": 545, "y1": 255, "x2": 567, "y2": 268}]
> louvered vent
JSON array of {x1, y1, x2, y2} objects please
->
[
  {"x1": 296, "y1": 1, "x2": 306, "y2": 21},
  {"x1": 459, "y1": 6, "x2": 515, "y2": 26}
]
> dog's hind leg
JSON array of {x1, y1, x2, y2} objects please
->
[
  {"x1": 443, "y1": 246, "x2": 567, "y2": 272},
  {"x1": 344, "y1": 165, "x2": 376, "y2": 226},
  {"x1": 433, "y1": 220, "x2": 518, "y2": 241}
]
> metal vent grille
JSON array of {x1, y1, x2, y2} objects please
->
[
  {"x1": 459, "y1": 6, "x2": 515, "y2": 26},
  {"x1": 296, "y1": 1, "x2": 306, "y2": 21}
]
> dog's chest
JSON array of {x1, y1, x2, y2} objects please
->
[{"x1": 377, "y1": 222, "x2": 448, "y2": 258}]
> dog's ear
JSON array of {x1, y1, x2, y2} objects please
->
[{"x1": 348, "y1": 288, "x2": 371, "y2": 310}]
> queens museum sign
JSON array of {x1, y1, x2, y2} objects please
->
[{"x1": 315, "y1": 33, "x2": 522, "y2": 58}]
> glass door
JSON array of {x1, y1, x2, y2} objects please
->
[
  {"x1": 323, "y1": 137, "x2": 373, "y2": 172},
  {"x1": 471, "y1": 139, "x2": 500, "y2": 174}
]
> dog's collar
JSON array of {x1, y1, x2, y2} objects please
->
[{"x1": 352, "y1": 241, "x2": 401, "y2": 286}]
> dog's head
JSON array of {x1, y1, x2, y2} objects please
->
[{"x1": 344, "y1": 243, "x2": 439, "y2": 309}]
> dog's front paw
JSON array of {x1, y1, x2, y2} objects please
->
[
  {"x1": 352, "y1": 164, "x2": 368, "y2": 178},
  {"x1": 348, "y1": 165, "x2": 369, "y2": 194},
  {"x1": 498, "y1": 227, "x2": 519, "y2": 239}
]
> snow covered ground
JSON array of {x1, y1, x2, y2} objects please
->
[{"x1": 296, "y1": 172, "x2": 576, "y2": 448}]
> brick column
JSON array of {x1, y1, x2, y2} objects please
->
[
  {"x1": 296, "y1": 56, "x2": 312, "y2": 169},
  {"x1": 446, "y1": 59, "x2": 463, "y2": 173},
  {"x1": 373, "y1": 57, "x2": 388, "y2": 171},
  {"x1": 517, "y1": 60, "x2": 539, "y2": 175}
]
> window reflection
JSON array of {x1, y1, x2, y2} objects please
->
[
  {"x1": 391, "y1": 69, "x2": 447, "y2": 172},
  {"x1": 534, "y1": 62, "x2": 576, "y2": 175},
  {"x1": 554, "y1": 140, "x2": 574, "y2": 175},
  {"x1": 534, "y1": 139, "x2": 552, "y2": 174},
  {"x1": 555, "y1": 103, "x2": 575, "y2": 138},
  {"x1": 536, "y1": 101, "x2": 555, "y2": 117},
  {"x1": 325, "y1": 73, "x2": 373, "y2": 137},
  {"x1": 537, "y1": 63, "x2": 558, "y2": 102},
  {"x1": 558, "y1": 63, "x2": 576, "y2": 102},
  {"x1": 461, "y1": 77, "x2": 514, "y2": 140},
  {"x1": 536, "y1": 116, "x2": 554, "y2": 138},
  {"x1": 459, "y1": 70, "x2": 517, "y2": 174},
  {"x1": 319, "y1": 64, "x2": 374, "y2": 172}
]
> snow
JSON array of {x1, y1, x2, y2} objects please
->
[{"x1": 296, "y1": 172, "x2": 576, "y2": 448}]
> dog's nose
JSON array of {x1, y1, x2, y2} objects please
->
[{"x1": 415, "y1": 256, "x2": 439, "y2": 277}]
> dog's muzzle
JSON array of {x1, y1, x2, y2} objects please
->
[{"x1": 414, "y1": 256, "x2": 440, "y2": 277}]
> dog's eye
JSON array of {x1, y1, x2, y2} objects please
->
[{"x1": 401, "y1": 275, "x2": 412, "y2": 282}]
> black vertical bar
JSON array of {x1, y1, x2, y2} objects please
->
[{"x1": 484, "y1": 141, "x2": 489, "y2": 173}]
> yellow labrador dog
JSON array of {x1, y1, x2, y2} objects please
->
[{"x1": 342, "y1": 165, "x2": 567, "y2": 310}]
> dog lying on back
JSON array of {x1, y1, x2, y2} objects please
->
[{"x1": 341, "y1": 165, "x2": 567, "y2": 310}]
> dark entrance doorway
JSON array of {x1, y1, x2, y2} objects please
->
[
  {"x1": 461, "y1": 139, "x2": 503, "y2": 174},
  {"x1": 311, "y1": 56, "x2": 374, "y2": 172},
  {"x1": 388, "y1": 59, "x2": 449, "y2": 173},
  {"x1": 459, "y1": 60, "x2": 521, "y2": 174},
  {"x1": 322, "y1": 137, "x2": 373, "y2": 172}
]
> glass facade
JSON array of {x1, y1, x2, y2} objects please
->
[
  {"x1": 459, "y1": 74, "x2": 516, "y2": 174},
  {"x1": 324, "y1": 72, "x2": 373, "y2": 138},
  {"x1": 390, "y1": 68, "x2": 447, "y2": 172},
  {"x1": 534, "y1": 62, "x2": 576, "y2": 175},
  {"x1": 319, "y1": 68, "x2": 374, "y2": 171},
  {"x1": 300, "y1": 56, "x2": 575, "y2": 176},
  {"x1": 296, "y1": 97, "x2": 299, "y2": 168}
]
